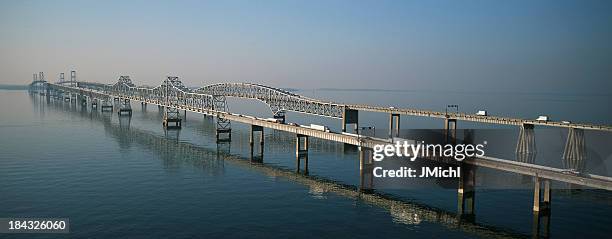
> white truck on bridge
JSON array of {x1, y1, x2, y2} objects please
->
[{"x1": 309, "y1": 124, "x2": 330, "y2": 132}]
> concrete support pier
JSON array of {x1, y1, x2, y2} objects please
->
[
  {"x1": 101, "y1": 99, "x2": 113, "y2": 112},
  {"x1": 562, "y1": 128, "x2": 586, "y2": 172},
  {"x1": 445, "y1": 118, "x2": 457, "y2": 144},
  {"x1": 533, "y1": 177, "x2": 551, "y2": 212},
  {"x1": 118, "y1": 99, "x2": 132, "y2": 116},
  {"x1": 516, "y1": 124, "x2": 536, "y2": 164},
  {"x1": 295, "y1": 134, "x2": 309, "y2": 174},
  {"x1": 342, "y1": 108, "x2": 359, "y2": 133},
  {"x1": 458, "y1": 165, "x2": 476, "y2": 221},
  {"x1": 250, "y1": 125, "x2": 264, "y2": 162},
  {"x1": 532, "y1": 177, "x2": 551, "y2": 238},
  {"x1": 388, "y1": 113, "x2": 400, "y2": 138},
  {"x1": 359, "y1": 147, "x2": 374, "y2": 192}
]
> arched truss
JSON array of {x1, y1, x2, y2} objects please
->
[
  {"x1": 117, "y1": 76, "x2": 136, "y2": 87},
  {"x1": 49, "y1": 78, "x2": 346, "y2": 119},
  {"x1": 196, "y1": 83, "x2": 345, "y2": 118}
]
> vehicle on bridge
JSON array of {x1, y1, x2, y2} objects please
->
[
  {"x1": 536, "y1": 115, "x2": 549, "y2": 122},
  {"x1": 308, "y1": 124, "x2": 330, "y2": 132},
  {"x1": 264, "y1": 118, "x2": 283, "y2": 123}
]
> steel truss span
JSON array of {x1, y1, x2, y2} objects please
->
[
  {"x1": 47, "y1": 79, "x2": 346, "y2": 119},
  {"x1": 75, "y1": 76, "x2": 217, "y2": 111},
  {"x1": 197, "y1": 83, "x2": 345, "y2": 118}
]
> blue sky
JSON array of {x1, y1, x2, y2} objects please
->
[{"x1": 1, "y1": 0, "x2": 611, "y2": 93}]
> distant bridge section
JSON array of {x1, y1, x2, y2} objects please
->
[{"x1": 348, "y1": 104, "x2": 612, "y2": 132}]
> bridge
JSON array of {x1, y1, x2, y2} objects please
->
[
  {"x1": 28, "y1": 71, "x2": 612, "y2": 230},
  {"x1": 29, "y1": 98, "x2": 530, "y2": 238}
]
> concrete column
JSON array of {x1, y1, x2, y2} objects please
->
[
  {"x1": 250, "y1": 125, "x2": 264, "y2": 145},
  {"x1": 342, "y1": 108, "x2": 359, "y2": 133},
  {"x1": 533, "y1": 177, "x2": 543, "y2": 212},
  {"x1": 296, "y1": 136, "x2": 300, "y2": 155},
  {"x1": 250, "y1": 128, "x2": 254, "y2": 146},
  {"x1": 458, "y1": 165, "x2": 476, "y2": 220},
  {"x1": 395, "y1": 115, "x2": 400, "y2": 137},
  {"x1": 532, "y1": 178, "x2": 551, "y2": 238},
  {"x1": 304, "y1": 152, "x2": 309, "y2": 175},
  {"x1": 543, "y1": 179, "x2": 551, "y2": 208},
  {"x1": 295, "y1": 155, "x2": 301, "y2": 173},
  {"x1": 359, "y1": 148, "x2": 365, "y2": 172},
  {"x1": 388, "y1": 114, "x2": 393, "y2": 138},
  {"x1": 533, "y1": 177, "x2": 551, "y2": 212},
  {"x1": 296, "y1": 135, "x2": 308, "y2": 156},
  {"x1": 358, "y1": 147, "x2": 374, "y2": 191},
  {"x1": 516, "y1": 124, "x2": 536, "y2": 164},
  {"x1": 295, "y1": 134, "x2": 309, "y2": 173},
  {"x1": 249, "y1": 125, "x2": 264, "y2": 162},
  {"x1": 562, "y1": 128, "x2": 586, "y2": 172},
  {"x1": 445, "y1": 118, "x2": 457, "y2": 144},
  {"x1": 388, "y1": 113, "x2": 400, "y2": 138}
]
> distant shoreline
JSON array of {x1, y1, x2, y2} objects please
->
[{"x1": 0, "y1": 84, "x2": 27, "y2": 90}]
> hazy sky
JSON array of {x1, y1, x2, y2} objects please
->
[{"x1": 1, "y1": 0, "x2": 611, "y2": 93}]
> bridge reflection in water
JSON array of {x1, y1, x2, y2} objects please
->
[{"x1": 29, "y1": 93, "x2": 553, "y2": 239}]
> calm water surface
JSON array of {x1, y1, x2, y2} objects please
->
[{"x1": 1, "y1": 89, "x2": 611, "y2": 238}]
